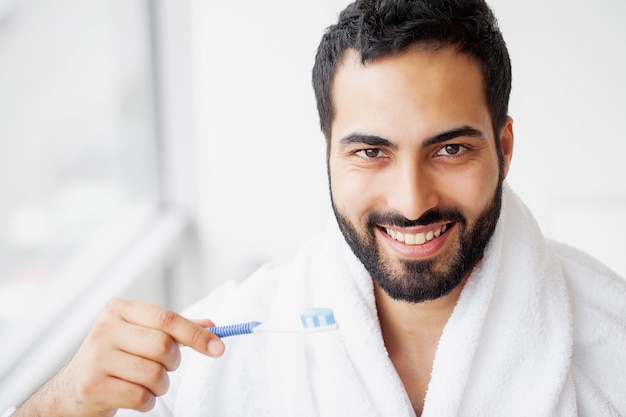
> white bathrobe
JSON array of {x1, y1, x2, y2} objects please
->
[{"x1": 119, "y1": 185, "x2": 626, "y2": 416}]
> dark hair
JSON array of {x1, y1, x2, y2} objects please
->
[{"x1": 312, "y1": 0, "x2": 511, "y2": 146}]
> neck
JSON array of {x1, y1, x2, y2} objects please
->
[
  {"x1": 375, "y1": 277, "x2": 467, "y2": 343},
  {"x1": 374, "y1": 278, "x2": 467, "y2": 415}
]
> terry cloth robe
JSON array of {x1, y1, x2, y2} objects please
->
[{"x1": 117, "y1": 184, "x2": 626, "y2": 417}]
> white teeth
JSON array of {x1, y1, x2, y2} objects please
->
[{"x1": 385, "y1": 224, "x2": 449, "y2": 246}]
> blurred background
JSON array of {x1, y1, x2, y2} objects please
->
[{"x1": 0, "y1": 0, "x2": 624, "y2": 409}]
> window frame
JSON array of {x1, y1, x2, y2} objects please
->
[{"x1": 0, "y1": 0, "x2": 201, "y2": 409}]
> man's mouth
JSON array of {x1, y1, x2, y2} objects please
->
[{"x1": 383, "y1": 223, "x2": 451, "y2": 246}]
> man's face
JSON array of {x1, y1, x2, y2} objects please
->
[{"x1": 328, "y1": 46, "x2": 513, "y2": 303}]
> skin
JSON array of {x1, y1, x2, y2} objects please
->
[
  {"x1": 13, "y1": 299, "x2": 225, "y2": 417},
  {"x1": 328, "y1": 46, "x2": 514, "y2": 414}
]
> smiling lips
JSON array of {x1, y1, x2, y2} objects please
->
[{"x1": 384, "y1": 223, "x2": 450, "y2": 245}]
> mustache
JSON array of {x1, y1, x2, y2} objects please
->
[{"x1": 367, "y1": 206, "x2": 466, "y2": 228}]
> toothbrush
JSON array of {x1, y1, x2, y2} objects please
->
[{"x1": 206, "y1": 307, "x2": 338, "y2": 338}]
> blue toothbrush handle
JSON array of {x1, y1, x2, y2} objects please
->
[{"x1": 207, "y1": 321, "x2": 262, "y2": 338}]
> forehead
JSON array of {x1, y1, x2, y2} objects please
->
[{"x1": 330, "y1": 46, "x2": 492, "y2": 144}]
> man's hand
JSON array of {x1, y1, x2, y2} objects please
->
[{"x1": 14, "y1": 299, "x2": 225, "y2": 417}]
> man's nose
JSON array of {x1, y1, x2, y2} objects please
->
[{"x1": 385, "y1": 162, "x2": 439, "y2": 221}]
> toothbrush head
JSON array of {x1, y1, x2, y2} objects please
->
[{"x1": 300, "y1": 307, "x2": 338, "y2": 330}]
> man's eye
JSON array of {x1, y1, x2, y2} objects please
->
[
  {"x1": 356, "y1": 148, "x2": 384, "y2": 158},
  {"x1": 436, "y1": 144, "x2": 466, "y2": 156}
]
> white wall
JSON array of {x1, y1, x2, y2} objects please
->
[
  {"x1": 190, "y1": 0, "x2": 626, "y2": 291},
  {"x1": 491, "y1": 0, "x2": 626, "y2": 276},
  {"x1": 191, "y1": 0, "x2": 341, "y2": 287}
]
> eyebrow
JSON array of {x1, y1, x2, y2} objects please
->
[
  {"x1": 339, "y1": 133, "x2": 398, "y2": 150},
  {"x1": 338, "y1": 126, "x2": 486, "y2": 150},
  {"x1": 421, "y1": 126, "x2": 486, "y2": 148}
]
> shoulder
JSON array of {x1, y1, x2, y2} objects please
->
[
  {"x1": 550, "y1": 240, "x2": 626, "y2": 321},
  {"x1": 549, "y1": 241, "x2": 626, "y2": 413}
]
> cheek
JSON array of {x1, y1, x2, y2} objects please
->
[
  {"x1": 330, "y1": 165, "x2": 382, "y2": 215},
  {"x1": 435, "y1": 163, "x2": 500, "y2": 218}
]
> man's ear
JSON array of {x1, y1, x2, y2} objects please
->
[{"x1": 500, "y1": 116, "x2": 514, "y2": 179}]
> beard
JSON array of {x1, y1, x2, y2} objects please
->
[{"x1": 331, "y1": 180, "x2": 503, "y2": 303}]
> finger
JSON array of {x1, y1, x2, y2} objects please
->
[
  {"x1": 106, "y1": 349, "x2": 170, "y2": 397},
  {"x1": 67, "y1": 355, "x2": 158, "y2": 414},
  {"x1": 106, "y1": 299, "x2": 225, "y2": 357},
  {"x1": 88, "y1": 303, "x2": 183, "y2": 370},
  {"x1": 191, "y1": 318, "x2": 216, "y2": 328},
  {"x1": 94, "y1": 376, "x2": 158, "y2": 413},
  {"x1": 108, "y1": 322, "x2": 182, "y2": 371}
]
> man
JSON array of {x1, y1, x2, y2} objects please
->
[{"x1": 11, "y1": 0, "x2": 626, "y2": 416}]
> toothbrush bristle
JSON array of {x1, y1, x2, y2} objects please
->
[{"x1": 300, "y1": 307, "x2": 336, "y2": 329}]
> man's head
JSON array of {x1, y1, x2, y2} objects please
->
[
  {"x1": 312, "y1": 0, "x2": 511, "y2": 162},
  {"x1": 314, "y1": 0, "x2": 514, "y2": 303}
]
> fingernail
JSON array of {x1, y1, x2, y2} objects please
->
[{"x1": 208, "y1": 339, "x2": 225, "y2": 356}]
